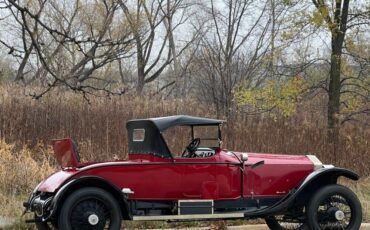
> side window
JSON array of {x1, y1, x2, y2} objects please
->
[
  {"x1": 162, "y1": 126, "x2": 191, "y2": 156},
  {"x1": 133, "y1": 129, "x2": 145, "y2": 142}
]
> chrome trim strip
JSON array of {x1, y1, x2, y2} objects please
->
[
  {"x1": 132, "y1": 212, "x2": 244, "y2": 221},
  {"x1": 323, "y1": 164, "x2": 334, "y2": 168}
]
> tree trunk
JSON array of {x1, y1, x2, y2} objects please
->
[
  {"x1": 117, "y1": 59, "x2": 125, "y2": 84},
  {"x1": 328, "y1": 40, "x2": 342, "y2": 125},
  {"x1": 327, "y1": 41, "x2": 342, "y2": 143},
  {"x1": 136, "y1": 67, "x2": 145, "y2": 95},
  {"x1": 325, "y1": 0, "x2": 349, "y2": 144},
  {"x1": 15, "y1": 45, "x2": 33, "y2": 83},
  {"x1": 136, "y1": 43, "x2": 145, "y2": 95}
]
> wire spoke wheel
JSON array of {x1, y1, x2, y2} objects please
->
[
  {"x1": 307, "y1": 185, "x2": 362, "y2": 230},
  {"x1": 58, "y1": 187, "x2": 122, "y2": 230},
  {"x1": 316, "y1": 194, "x2": 352, "y2": 229},
  {"x1": 70, "y1": 198, "x2": 110, "y2": 230}
]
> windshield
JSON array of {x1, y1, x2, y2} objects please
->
[
  {"x1": 193, "y1": 126, "x2": 220, "y2": 147},
  {"x1": 162, "y1": 125, "x2": 220, "y2": 156}
]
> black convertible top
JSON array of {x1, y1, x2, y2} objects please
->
[
  {"x1": 126, "y1": 115, "x2": 224, "y2": 158},
  {"x1": 128, "y1": 115, "x2": 224, "y2": 131}
]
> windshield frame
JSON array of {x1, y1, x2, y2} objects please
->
[{"x1": 190, "y1": 124, "x2": 222, "y2": 148}]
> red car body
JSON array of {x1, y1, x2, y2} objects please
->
[
  {"x1": 40, "y1": 148, "x2": 314, "y2": 200},
  {"x1": 24, "y1": 115, "x2": 362, "y2": 230}
]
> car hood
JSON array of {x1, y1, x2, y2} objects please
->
[
  {"x1": 249, "y1": 152, "x2": 322, "y2": 170},
  {"x1": 247, "y1": 152, "x2": 315, "y2": 164},
  {"x1": 222, "y1": 151, "x2": 320, "y2": 167}
]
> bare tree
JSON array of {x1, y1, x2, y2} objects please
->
[
  {"x1": 192, "y1": 0, "x2": 272, "y2": 117},
  {"x1": 119, "y1": 0, "x2": 197, "y2": 95},
  {"x1": 1, "y1": 0, "x2": 134, "y2": 98}
]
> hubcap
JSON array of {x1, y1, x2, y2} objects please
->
[
  {"x1": 88, "y1": 214, "x2": 99, "y2": 225},
  {"x1": 335, "y1": 210, "x2": 345, "y2": 221},
  {"x1": 70, "y1": 199, "x2": 109, "y2": 229},
  {"x1": 317, "y1": 194, "x2": 353, "y2": 229}
]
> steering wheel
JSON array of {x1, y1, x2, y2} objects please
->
[{"x1": 182, "y1": 138, "x2": 201, "y2": 157}]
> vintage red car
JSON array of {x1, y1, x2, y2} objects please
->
[{"x1": 24, "y1": 115, "x2": 362, "y2": 230}]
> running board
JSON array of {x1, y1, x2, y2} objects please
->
[{"x1": 132, "y1": 212, "x2": 244, "y2": 221}]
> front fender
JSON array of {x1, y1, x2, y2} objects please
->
[{"x1": 245, "y1": 167, "x2": 359, "y2": 217}]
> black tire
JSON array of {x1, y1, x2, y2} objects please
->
[
  {"x1": 58, "y1": 187, "x2": 122, "y2": 230},
  {"x1": 306, "y1": 184, "x2": 362, "y2": 230},
  {"x1": 265, "y1": 216, "x2": 308, "y2": 230}
]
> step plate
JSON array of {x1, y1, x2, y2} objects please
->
[{"x1": 178, "y1": 200, "x2": 213, "y2": 215}]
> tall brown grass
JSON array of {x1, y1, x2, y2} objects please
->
[{"x1": 1, "y1": 84, "x2": 369, "y2": 175}]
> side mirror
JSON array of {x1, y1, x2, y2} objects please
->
[{"x1": 240, "y1": 153, "x2": 249, "y2": 162}]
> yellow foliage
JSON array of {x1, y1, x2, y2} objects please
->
[
  {"x1": 310, "y1": 9, "x2": 324, "y2": 27},
  {"x1": 235, "y1": 77, "x2": 307, "y2": 117},
  {"x1": 342, "y1": 92, "x2": 367, "y2": 116},
  {"x1": 345, "y1": 35, "x2": 370, "y2": 62},
  {"x1": 281, "y1": 31, "x2": 295, "y2": 41}
]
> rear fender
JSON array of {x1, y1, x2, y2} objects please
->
[
  {"x1": 245, "y1": 167, "x2": 359, "y2": 217},
  {"x1": 47, "y1": 176, "x2": 131, "y2": 220}
]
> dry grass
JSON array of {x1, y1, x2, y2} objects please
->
[
  {"x1": 344, "y1": 177, "x2": 370, "y2": 222},
  {"x1": 0, "y1": 84, "x2": 369, "y2": 175},
  {"x1": 0, "y1": 140, "x2": 56, "y2": 217}
]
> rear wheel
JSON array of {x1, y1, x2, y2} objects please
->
[
  {"x1": 58, "y1": 187, "x2": 122, "y2": 230},
  {"x1": 265, "y1": 216, "x2": 308, "y2": 230},
  {"x1": 306, "y1": 184, "x2": 362, "y2": 230}
]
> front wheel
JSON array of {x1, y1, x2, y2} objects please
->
[
  {"x1": 58, "y1": 187, "x2": 122, "y2": 230},
  {"x1": 306, "y1": 184, "x2": 362, "y2": 230}
]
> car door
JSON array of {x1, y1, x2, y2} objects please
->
[{"x1": 175, "y1": 154, "x2": 241, "y2": 200}]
